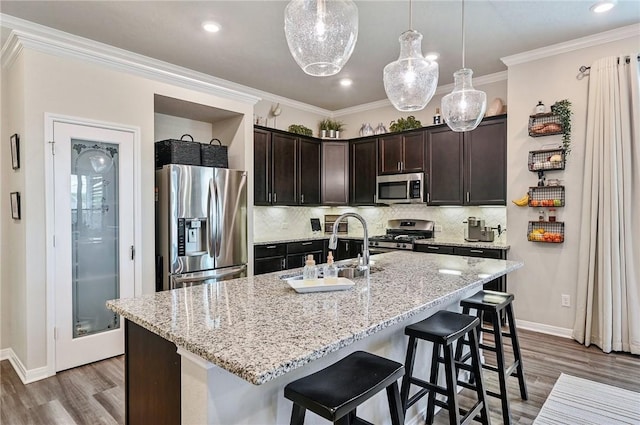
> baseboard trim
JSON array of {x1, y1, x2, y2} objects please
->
[
  {"x1": 0, "y1": 348, "x2": 12, "y2": 360},
  {"x1": 1, "y1": 347, "x2": 55, "y2": 384},
  {"x1": 516, "y1": 319, "x2": 573, "y2": 338}
]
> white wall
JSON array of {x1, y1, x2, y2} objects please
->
[
  {"x1": 0, "y1": 46, "x2": 255, "y2": 371},
  {"x1": 506, "y1": 34, "x2": 639, "y2": 331},
  {"x1": 1, "y1": 53, "x2": 27, "y2": 358}
]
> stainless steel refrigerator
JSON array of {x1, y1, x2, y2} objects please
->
[{"x1": 156, "y1": 164, "x2": 247, "y2": 291}]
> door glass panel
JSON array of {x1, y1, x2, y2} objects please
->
[{"x1": 71, "y1": 140, "x2": 120, "y2": 338}]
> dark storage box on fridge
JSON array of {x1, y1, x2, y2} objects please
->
[
  {"x1": 200, "y1": 138, "x2": 228, "y2": 168},
  {"x1": 155, "y1": 134, "x2": 201, "y2": 168}
]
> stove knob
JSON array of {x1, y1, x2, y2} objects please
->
[
  {"x1": 402, "y1": 243, "x2": 407, "y2": 249},
  {"x1": 396, "y1": 243, "x2": 401, "y2": 248}
]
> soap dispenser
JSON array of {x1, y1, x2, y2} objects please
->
[
  {"x1": 302, "y1": 255, "x2": 318, "y2": 281},
  {"x1": 323, "y1": 251, "x2": 338, "y2": 284}
]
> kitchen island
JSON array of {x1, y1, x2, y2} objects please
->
[{"x1": 107, "y1": 251, "x2": 523, "y2": 424}]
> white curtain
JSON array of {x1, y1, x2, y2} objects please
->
[{"x1": 573, "y1": 55, "x2": 640, "y2": 354}]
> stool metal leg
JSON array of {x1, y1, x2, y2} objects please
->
[
  {"x1": 400, "y1": 336, "x2": 418, "y2": 412},
  {"x1": 425, "y1": 343, "x2": 441, "y2": 425},
  {"x1": 443, "y1": 345, "x2": 461, "y2": 425},
  {"x1": 386, "y1": 381, "x2": 405, "y2": 425},
  {"x1": 469, "y1": 328, "x2": 492, "y2": 425},
  {"x1": 491, "y1": 309, "x2": 511, "y2": 425},
  {"x1": 290, "y1": 404, "x2": 306, "y2": 425},
  {"x1": 506, "y1": 304, "x2": 528, "y2": 400}
]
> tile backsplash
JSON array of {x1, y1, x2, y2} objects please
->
[{"x1": 254, "y1": 205, "x2": 507, "y2": 241}]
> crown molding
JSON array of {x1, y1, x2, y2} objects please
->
[
  {"x1": 1, "y1": 14, "x2": 263, "y2": 105},
  {"x1": 333, "y1": 70, "x2": 508, "y2": 117},
  {"x1": 501, "y1": 23, "x2": 640, "y2": 67}
]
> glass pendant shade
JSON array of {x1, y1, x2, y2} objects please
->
[
  {"x1": 284, "y1": 0, "x2": 358, "y2": 77},
  {"x1": 384, "y1": 30, "x2": 439, "y2": 112},
  {"x1": 441, "y1": 68, "x2": 487, "y2": 132}
]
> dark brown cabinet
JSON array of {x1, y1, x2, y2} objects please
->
[
  {"x1": 335, "y1": 239, "x2": 364, "y2": 261},
  {"x1": 378, "y1": 131, "x2": 425, "y2": 175},
  {"x1": 426, "y1": 116, "x2": 506, "y2": 206},
  {"x1": 299, "y1": 137, "x2": 321, "y2": 205},
  {"x1": 322, "y1": 141, "x2": 349, "y2": 205},
  {"x1": 254, "y1": 243, "x2": 286, "y2": 275},
  {"x1": 350, "y1": 138, "x2": 377, "y2": 205},
  {"x1": 464, "y1": 118, "x2": 507, "y2": 205},
  {"x1": 254, "y1": 127, "x2": 320, "y2": 206},
  {"x1": 426, "y1": 127, "x2": 464, "y2": 205}
]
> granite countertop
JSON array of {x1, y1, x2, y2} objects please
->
[
  {"x1": 414, "y1": 234, "x2": 510, "y2": 250},
  {"x1": 107, "y1": 251, "x2": 522, "y2": 385}
]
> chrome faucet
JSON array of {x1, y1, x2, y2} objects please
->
[{"x1": 328, "y1": 212, "x2": 370, "y2": 270}]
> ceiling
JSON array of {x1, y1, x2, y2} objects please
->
[{"x1": 1, "y1": 1, "x2": 639, "y2": 111}]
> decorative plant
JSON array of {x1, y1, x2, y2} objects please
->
[
  {"x1": 389, "y1": 115, "x2": 422, "y2": 132},
  {"x1": 551, "y1": 99, "x2": 572, "y2": 156},
  {"x1": 319, "y1": 118, "x2": 331, "y2": 131},
  {"x1": 288, "y1": 124, "x2": 313, "y2": 136},
  {"x1": 327, "y1": 119, "x2": 345, "y2": 132}
]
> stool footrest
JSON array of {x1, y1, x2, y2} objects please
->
[
  {"x1": 406, "y1": 388, "x2": 429, "y2": 409},
  {"x1": 409, "y1": 376, "x2": 447, "y2": 397},
  {"x1": 456, "y1": 380, "x2": 477, "y2": 391}
]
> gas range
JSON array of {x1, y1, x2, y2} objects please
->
[{"x1": 369, "y1": 219, "x2": 435, "y2": 251}]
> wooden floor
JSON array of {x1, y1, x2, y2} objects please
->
[{"x1": 1, "y1": 329, "x2": 638, "y2": 424}]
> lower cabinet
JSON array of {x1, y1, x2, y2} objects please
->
[
  {"x1": 335, "y1": 239, "x2": 364, "y2": 261},
  {"x1": 254, "y1": 243, "x2": 287, "y2": 275},
  {"x1": 254, "y1": 240, "x2": 326, "y2": 275}
]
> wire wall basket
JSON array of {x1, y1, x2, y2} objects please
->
[
  {"x1": 528, "y1": 186, "x2": 565, "y2": 207},
  {"x1": 528, "y1": 113, "x2": 563, "y2": 137},
  {"x1": 527, "y1": 221, "x2": 565, "y2": 243},
  {"x1": 528, "y1": 148, "x2": 565, "y2": 171}
]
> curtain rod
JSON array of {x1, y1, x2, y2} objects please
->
[{"x1": 579, "y1": 55, "x2": 640, "y2": 73}]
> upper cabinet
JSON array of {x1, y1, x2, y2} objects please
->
[
  {"x1": 378, "y1": 131, "x2": 425, "y2": 175},
  {"x1": 254, "y1": 128, "x2": 320, "y2": 206},
  {"x1": 322, "y1": 141, "x2": 349, "y2": 205},
  {"x1": 298, "y1": 137, "x2": 321, "y2": 205},
  {"x1": 464, "y1": 118, "x2": 507, "y2": 205},
  {"x1": 350, "y1": 138, "x2": 377, "y2": 205},
  {"x1": 426, "y1": 116, "x2": 506, "y2": 206}
]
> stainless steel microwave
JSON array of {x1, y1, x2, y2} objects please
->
[{"x1": 376, "y1": 172, "x2": 425, "y2": 204}]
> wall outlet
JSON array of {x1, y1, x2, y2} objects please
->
[
  {"x1": 561, "y1": 294, "x2": 570, "y2": 307},
  {"x1": 434, "y1": 225, "x2": 443, "y2": 232},
  {"x1": 281, "y1": 222, "x2": 288, "y2": 230}
]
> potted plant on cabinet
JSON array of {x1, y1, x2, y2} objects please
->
[
  {"x1": 319, "y1": 118, "x2": 331, "y2": 138},
  {"x1": 327, "y1": 119, "x2": 345, "y2": 138}
]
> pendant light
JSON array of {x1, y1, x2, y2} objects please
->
[
  {"x1": 383, "y1": 0, "x2": 438, "y2": 112},
  {"x1": 284, "y1": 0, "x2": 358, "y2": 77},
  {"x1": 441, "y1": 0, "x2": 486, "y2": 132}
]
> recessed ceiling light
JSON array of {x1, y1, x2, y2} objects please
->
[
  {"x1": 425, "y1": 52, "x2": 439, "y2": 61},
  {"x1": 202, "y1": 21, "x2": 221, "y2": 33},
  {"x1": 590, "y1": 0, "x2": 616, "y2": 13},
  {"x1": 340, "y1": 78, "x2": 353, "y2": 87}
]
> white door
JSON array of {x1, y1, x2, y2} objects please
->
[{"x1": 53, "y1": 121, "x2": 135, "y2": 371}]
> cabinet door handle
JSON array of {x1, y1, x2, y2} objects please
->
[
  {"x1": 266, "y1": 245, "x2": 277, "y2": 249},
  {"x1": 301, "y1": 242, "x2": 312, "y2": 246},
  {"x1": 274, "y1": 193, "x2": 277, "y2": 203},
  {"x1": 427, "y1": 193, "x2": 430, "y2": 202},
  {"x1": 470, "y1": 249, "x2": 484, "y2": 253},
  {"x1": 268, "y1": 193, "x2": 271, "y2": 203},
  {"x1": 397, "y1": 161, "x2": 401, "y2": 171},
  {"x1": 427, "y1": 246, "x2": 439, "y2": 250},
  {"x1": 466, "y1": 192, "x2": 470, "y2": 203},
  {"x1": 281, "y1": 258, "x2": 286, "y2": 269},
  {"x1": 301, "y1": 194, "x2": 304, "y2": 204}
]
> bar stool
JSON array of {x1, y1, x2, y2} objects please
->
[
  {"x1": 284, "y1": 350, "x2": 405, "y2": 425},
  {"x1": 400, "y1": 310, "x2": 491, "y2": 425},
  {"x1": 455, "y1": 290, "x2": 528, "y2": 425}
]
